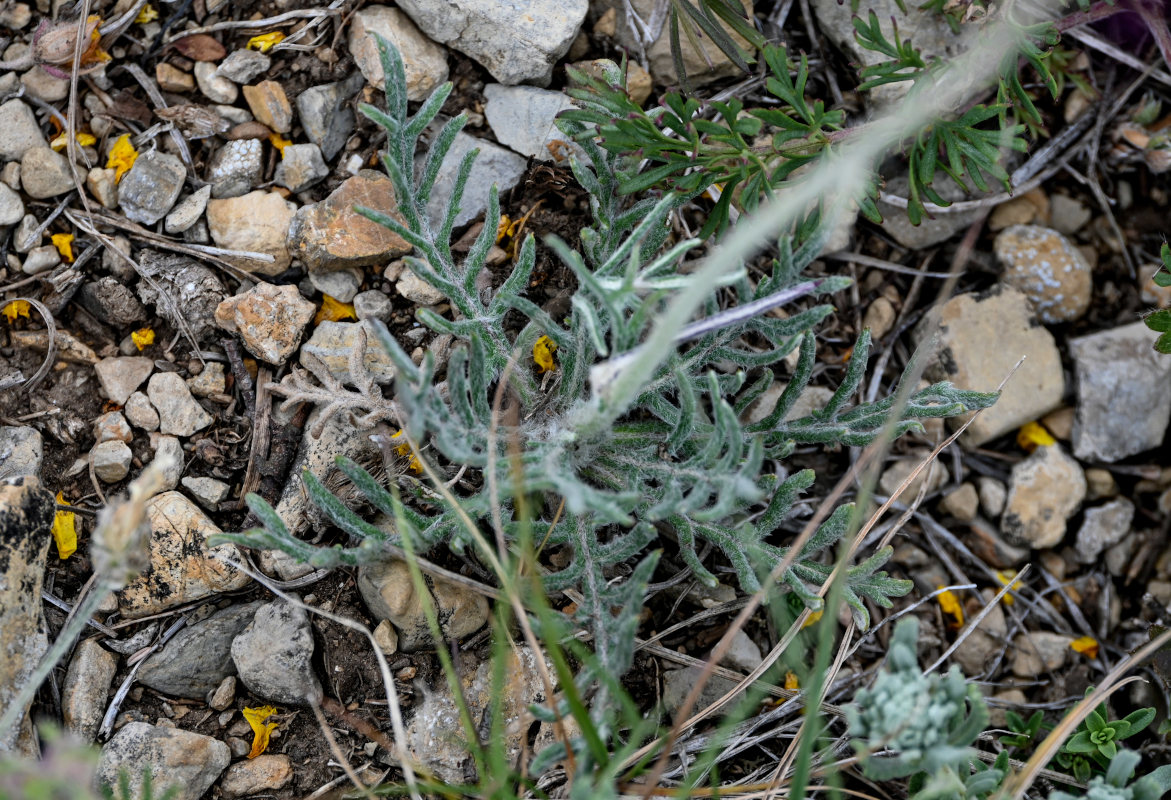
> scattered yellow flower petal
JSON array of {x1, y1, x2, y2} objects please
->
[
  {"x1": 242, "y1": 705, "x2": 279, "y2": 758},
  {"x1": 994, "y1": 569, "x2": 1023, "y2": 606},
  {"x1": 1017, "y1": 420, "x2": 1056, "y2": 453},
  {"x1": 3, "y1": 299, "x2": 31, "y2": 323},
  {"x1": 107, "y1": 134, "x2": 138, "y2": 183},
  {"x1": 391, "y1": 430, "x2": 423, "y2": 474},
  {"x1": 495, "y1": 215, "x2": 512, "y2": 243},
  {"x1": 50, "y1": 131, "x2": 97, "y2": 151},
  {"x1": 51, "y1": 233, "x2": 74, "y2": 263},
  {"x1": 1070, "y1": 636, "x2": 1099, "y2": 659},
  {"x1": 246, "y1": 32, "x2": 285, "y2": 53},
  {"x1": 936, "y1": 586, "x2": 964, "y2": 630},
  {"x1": 801, "y1": 609, "x2": 823, "y2": 629},
  {"x1": 534, "y1": 335, "x2": 557, "y2": 374},
  {"x1": 269, "y1": 132, "x2": 293, "y2": 157},
  {"x1": 784, "y1": 671, "x2": 799, "y2": 691},
  {"x1": 314, "y1": 294, "x2": 357, "y2": 325},
  {"x1": 51, "y1": 491, "x2": 77, "y2": 560},
  {"x1": 130, "y1": 327, "x2": 155, "y2": 350},
  {"x1": 135, "y1": 3, "x2": 158, "y2": 23}
]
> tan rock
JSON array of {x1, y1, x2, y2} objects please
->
[
  {"x1": 940, "y1": 482, "x2": 978, "y2": 522},
  {"x1": 207, "y1": 190, "x2": 297, "y2": 275},
  {"x1": 349, "y1": 6, "x2": 448, "y2": 100},
  {"x1": 358, "y1": 558, "x2": 489, "y2": 651},
  {"x1": 63, "y1": 637, "x2": 118, "y2": 742},
  {"x1": 219, "y1": 754, "x2": 293, "y2": 799},
  {"x1": 155, "y1": 62, "x2": 194, "y2": 92},
  {"x1": 1001, "y1": 444, "x2": 1086, "y2": 549},
  {"x1": 1010, "y1": 631, "x2": 1072, "y2": 677},
  {"x1": 215, "y1": 282, "x2": 315, "y2": 365},
  {"x1": 242, "y1": 80, "x2": 293, "y2": 133},
  {"x1": 995, "y1": 225, "x2": 1092, "y2": 323}
]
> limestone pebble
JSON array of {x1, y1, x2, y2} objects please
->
[{"x1": 994, "y1": 225, "x2": 1092, "y2": 323}]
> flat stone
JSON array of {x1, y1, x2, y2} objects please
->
[
  {"x1": 0, "y1": 99, "x2": 47, "y2": 160},
  {"x1": 878, "y1": 173, "x2": 985, "y2": 249},
  {"x1": 483, "y1": 84, "x2": 582, "y2": 161},
  {"x1": 214, "y1": 282, "x2": 316, "y2": 365},
  {"x1": 878, "y1": 452, "x2": 948, "y2": 500},
  {"x1": 396, "y1": 0, "x2": 587, "y2": 86},
  {"x1": 206, "y1": 138, "x2": 264, "y2": 198},
  {"x1": 358, "y1": 558, "x2": 490, "y2": 651},
  {"x1": 0, "y1": 181, "x2": 24, "y2": 225},
  {"x1": 21, "y1": 66, "x2": 68, "y2": 102},
  {"x1": 914, "y1": 285, "x2": 1064, "y2": 447},
  {"x1": 288, "y1": 171, "x2": 411, "y2": 272},
  {"x1": 308, "y1": 266, "x2": 362, "y2": 303},
  {"x1": 994, "y1": 225, "x2": 1091, "y2": 323},
  {"x1": 118, "y1": 491, "x2": 250, "y2": 618},
  {"x1": 349, "y1": 6, "x2": 448, "y2": 100},
  {"x1": 0, "y1": 426, "x2": 43, "y2": 480},
  {"x1": 194, "y1": 61, "x2": 238, "y2": 104},
  {"x1": 952, "y1": 588, "x2": 1007, "y2": 676},
  {"x1": 231, "y1": 599, "x2": 322, "y2": 705},
  {"x1": 243, "y1": 80, "x2": 294, "y2": 133},
  {"x1": 940, "y1": 482, "x2": 979, "y2": 522},
  {"x1": 354, "y1": 289, "x2": 393, "y2": 323},
  {"x1": 1074, "y1": 497, "x2": 1135, "y2": 564},
  {"x1": 296, "y1": 73, "x2": 364, "y2": 161},
  {"x1": 207, "y1": 190, "x2": 297, "y2": 275},
  {"x1": 96, "y1": 723, "x2": 230, "y2": 800},
  {"x1": 118, "y1": 150, "x2": 186, "y2": 225},
  {"x1": 1001, "y1": 444, "x2": 1086, "y2": 549},
  {"x1": 181, "y1": 476, "x2": 231, "y2": 510},
  {"x1": 395, "y1": 266, "x2": 445, "y2": 305},
  {"x1": 421, "y1": 130, "x2": 527, "y2": 229},
  {"x1": 273, "y1": 143, "x2": 328, "y2": 193},
  {"x1": 219, "y1": 754, "x2": 294, "y2": 799},
  {"x1": 300, "y1": 320, "x2": 397, "y2": 385},
  {"x1": 147, "y1": 372, "x2": 213, "y2": 437},
  {"x1": 215, "y1": 49, "x2": 270, "y2": 84},
  {"x1": 164, "y1": 185, "x2": 211, "y2": 234},
  {"x1": 12, "y1": 213, "x2": 38, "y2": 253},
  {"x1": 21, "y1": 146, "x2": 78, "y2": 198},
  {"x1": 155, "y1": 62, "x2": 195, "y2": 92},
  {"x1": 1071, "y1": 322, "x2": 1171, "y2": 462},
  {"x1": 208, "y1": 675, "x2": 235, "y2": 710},
  {"x1": 1010, "y1": 631, "x2": 1072, "y2": 677},
  {"x1": 94, "y1": 357, "x2": 154, "y2": 405},
  {"x1": 0, "y1": 477, "x2": 55, "y2": 752},
  {"x1": 1048, "y1": 194, "x2": 1092, "y2": 234},
  {"x1": 62, "y1": 637, "x2": 118, "y2": 742},
  {"x1": 92, "y1": 441, "x2": 132, "y2": 482},
  {"x1": 125, "y1": 391, "x2": 160, "y2": 431},
  {"x1": 20, "y1": 245, "x2": 60, "y2": 275},
  {"x1": 137, "y1": 602, "x2": 262, "y2": 698},
  {"x1": 135, "y1": 250, "x2": 226, "y2": 342}
]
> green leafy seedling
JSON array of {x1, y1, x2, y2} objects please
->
[
  {"x1": 1000, "y1": 708, "x2": 1046, "y2": 751},
  {"x1": 1143, "y1": 243, "x2": 1171, "y2": 354},
  {"x1": 1055, "y1": 688, "x2": 1155, "y2": 782}
]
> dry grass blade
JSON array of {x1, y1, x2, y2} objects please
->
[{"x1": 6, "y1": 296, "x2": 58, "y2": 392}]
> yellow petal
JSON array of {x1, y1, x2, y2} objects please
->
[
  {"x1": 269, "y1": 132, "x2": 293, "y2": 157},
  {"x1": 994, "y1": 569, "x2": 1023, "y2": 606},
  {"x1": 801, "y1": 609, "x2": 823, "y2": 629},
  {"x1": 135, "y1": 3, "x2": 158, "y2": 23},
  {"x1": 131, "y1": 327, "x2": 155, "y2": 350},
  {"x1": 51, "y1": 491, "x2": 77, "y2": 560},
  {"x1": 391, "y1": 430, "x2": 423, "y2": 474},
  {"x1": 936, "y1": 586, "x2": 964, "y2": 629},
  {"x1": 50, "y1": 132, "x2": 97, "y2": 152},
  {"x1": 533, "y1": 335, "x2": 557, "y2": 374},
  {"x1": 246, "y1": 32, "x2": 285, "y2": 53},
  {"x1": 3, "y1": 299, "x2": 31, "y2": 323},
  {"x1": 51, "y1": 233, "x2": 74, "y2": 263},
  {"x1": 1016, "y1": 421, "x2": 1056, "y2": 453},
  {"x1": 314, "y1": 295, "x2": 357, "y2": 325},
  {"x1": 784, "y1": 671, "x2": 799, "y2": 691},
  {"x1": 242, "y1": 705, "x2": 279, "y2": 758},
  {"x1": 1070, "y1": 636, "x2": 1099, "y2": 659},
  {"x1": 107, "y1": 134, "x2": 138, "y2": 183}
]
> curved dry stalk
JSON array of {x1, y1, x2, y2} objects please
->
[{"x1": 7, "y1": 296, "x2": 57, "y2": 392}]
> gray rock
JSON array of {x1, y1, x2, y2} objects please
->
[
  {"x1": 21, "y1": 66, "x2": 68, "y2": 102},
  {"x1": 952, "y1": 588, "x2": 1006, "y2": 676},
  {"x1": 483, "y1": 84, "x2": 582, "y2": 161},
  {"x1": 181, "y1": 476, "x2": 231, "y2": 510},
  {"x1": 1048, "y1": 194, "x2": 1092, "y2": 235},
  {"x1": 1010, "y1": 631, "x2": 1072, "y2": 677},
  {"x1": 0, "y1": 477, "x2": 54, "y2": 753},
  {"x1": 1074, "y1": 498, "x2": 1135, "y2": 565},
  {"x1": 119, "y1": 151, "x2": 186, "y2": 226},
  {"x1": 722, "y1": 630, "x2": 763, "y2": 673},
  {"x1": 96, "y1": 723, "x2": 230, "y2": 800},
  {"x1": 349, "y1": 6, "x2": 448, "y2": 100},
  {"x1": 914, "y1": 286, "x2": 1064, "y2": 447},
  {"x1": 152, "y1": 436, "x2": 184, "y2": 492},
  {"x1": 118, "y1": 492, "x2": 250, "y2": 618},
  {"x1": 215, "y1": 49, "x2": 271, "y2": 84},
  {"x1": 354, "y1": 289, "x2": 393, "y2": 323},
  {"x1": 124, "y1": 392, "x2": 160, "y2": 431},
  {"x1": 359, "y1": 558, "x2": 490, "y2": 651},
  {"x1": 94, "y1": 357, "x2": 154, "y2": 405},
  {"x1": 994, "y1": 225, "x2": 1091, "y2": 323},
  {"x1": 878, "y1": 174, "x2": 985, "y2": 249},
  {"x1": 1071, "y1": 322, "x2": 1171, "y2": 462},
  {"x1": 0, "y1": 99, "x2": 47, "y2": 160},
  {"x1": 206, "y1": 138, "x2": 264, "y2": 198},
  {"x1": 395, "y1": 266, "x2": 444, "y2": 305},
  {"x1": 92, "y1": 440, "x2": 132, "y2": 483},
  {"x1": 273, "y1": 143, "x2": 328, "y2": 193},
  {"x1": 147, "y1": 372, "x2": 214, "y2": 437},
  {"x1": 300, "y1": 320, "x2": 397, "y2": 385},
  {"x1": 12, "y1": 214, "x2": 39, "y2": 253},
  {"x1": 308, "y1": 266, "x2": 362, "y2": 303},
  {"x1": 21, "y1": 146, "x2": 79, "y2": 198},
  {"x1": 135, "y1": 250, "x2": 226, "y2": 341},
  {"x1": 77, "y1": 277, "x2": 147, "y2": 327},
  {"x1": 194, "y1": 61, "x2": 238, "y2": 104},
  {"x1": 62, "y1": 637, "x2": 118, "y2": 742},
  {"x1": 421, "y1": 130, "x2": 526, "y2": 229},
  {"x1": 231, "y1": 599, "x2": 322, "y2": 705},
  {"x1": 396, "y1": 0, "x2": 586, "y2": 86},
  {"x1": 296, "y1": 73, "x2": 364, "y2": 161},
  {"x1": 1001, "y1": 444, "x2": 1086, "y2": 549},
  {"x1": 137, "y1": 602, "x2": 262, "y2": 698},
  {"x1": 0, "y1": 181, "x2": 24, "y2": 226},
  {"x1": 0, "y1": 426, "x2": 42, "y2": 480},
  {"x1": 187, "y1": 362, "x2": 226, "y2": 397},
  {"x1": 219, "y1": 754, "x2": 294, "y2": 799},
  {"x1": 662, "y1": 665, "x2": 740, "y2": 718},
  {"x1": 164, "y1": 185, "x2": 211, "y2": 234},
  {"x1": 20, "y1": 244, "x2": 60, "y2": 275}
]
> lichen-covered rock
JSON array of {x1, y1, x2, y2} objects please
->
[
  {"x1": 1001, "y1": 444, "x2": 1086, "y2": 549},
  {"x1": 96, "y1": 723, "x2": 230, "y2": 800},
  {"x1": 299, "y1": 320, "x2": 397, "y2": 385},
  {"x1": 214, "y1": 282, "x2": 315, "y2": 365},
  {"x1": 994, "y1": 225, "x2": 1092, "y2": 323}
]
